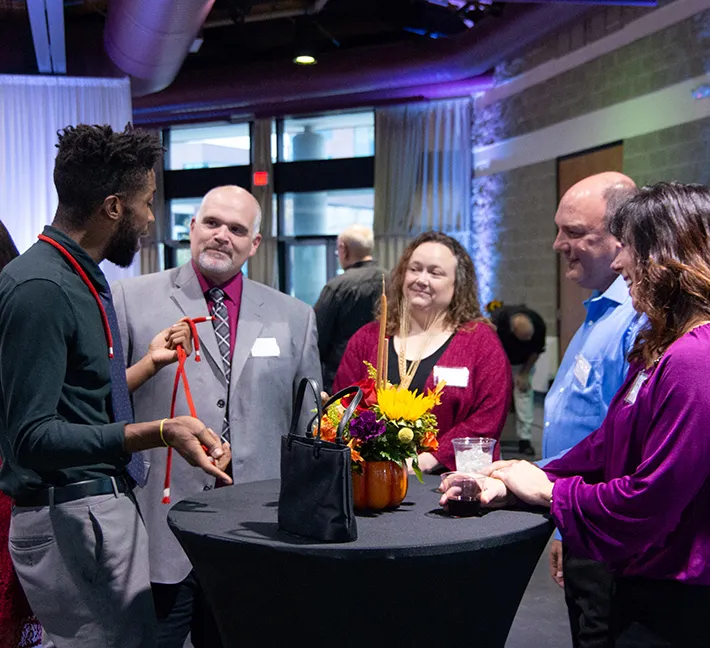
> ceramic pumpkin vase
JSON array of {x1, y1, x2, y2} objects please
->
[{"x1": 352, "y1": 460, "x2": 408, "y2": 511}]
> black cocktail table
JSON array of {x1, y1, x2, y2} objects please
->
[{"x1": 168, "y1": 475, "x2": 552, "y2": 647}]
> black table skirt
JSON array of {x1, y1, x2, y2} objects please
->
[{"x1": 168, "y1": 475, "x2": 552, "y2": 647}]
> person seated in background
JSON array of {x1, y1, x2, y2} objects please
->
[
  {"x1": 334, "y1": 231, "x2": 511, "y2": 473},
  {"x1": 443, "y1": 182, "x2": 710, "y2": 647},
  {"x1": 314, "y1": 224, "x2": 384, "y2": 393},
  {"x1": 489, "y1": 302, "x2": 547, "y2": 456}
]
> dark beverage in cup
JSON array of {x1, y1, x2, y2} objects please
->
[{"x1": 447, "y1": 496, "x2": 480, "y2": 517}]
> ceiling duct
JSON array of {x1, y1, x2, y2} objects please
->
[
  {"x1": 133, "y1": 3, "x2": 592, "y2": 125},
  {"x1": 104, "y1": 0, "x2": 215, "y2": 97}
]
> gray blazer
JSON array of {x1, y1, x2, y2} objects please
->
[{"x1": 113, "y1": 263, "x2": 321, "y2": 584}]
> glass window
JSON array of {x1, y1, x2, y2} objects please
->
[
  {"x1": 278, "y1": 111, "x2": 374, "y2": 162},
  {"x1": 175, "y1": 247, "x2": 192, "y2": 267},
  {"x1": 280, "y1": 189, "x2": 374, "y2": 237},
  {"x1": 168, "y1": 122, "x2": 250, "y2": 170},
  {"x1": 287, "y1": 241, "x2": 329, "y2": 306},
  {"x1": 169, "y1": 198, "x2": 202, "y2": 241}
]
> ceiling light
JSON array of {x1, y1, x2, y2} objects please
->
[
  {"x1": 292, "y1": 17, "x2": 320, "y2": 66},
  {"x1": 293, "y1": 53, "x2": 317, "y2": 65}
]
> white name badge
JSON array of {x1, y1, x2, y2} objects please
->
[
  {"x1": 250, "y1": 337, "x2": 281, "y2": 357},
  {"x1": 433, "y1": 366, "x2": 469, "y2": 388},
  {"x1": 624, "y1": 371, "x2": 648, "y2": 405},
  {"x1": 573, "y1": 354, "x2": 592, "y2": 388}
]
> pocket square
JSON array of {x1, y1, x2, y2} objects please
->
[{"x1": 251, "y1": 337, "x2": 281, "y2": 357}]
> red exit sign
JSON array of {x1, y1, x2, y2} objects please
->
[{"x1": 253, "y1": 171, "x2": 269, "y2": 186}]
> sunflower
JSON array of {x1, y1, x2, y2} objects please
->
[{"x1": 377, "y1": 385, "x2": 441, "y2": 422}]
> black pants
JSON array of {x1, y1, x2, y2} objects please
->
[
  {"x1": 563, "y1": 547, "x2": 616, "y2": 648},
  {"x1": 564, "y1": 546, "x2": 710, "y2": 647},
  {"x1": 151, "y1": 570, "x2": 223, "y2": 648},
  {"x1": 611, "y1": 576, "x2": 710, "y2": 647}
]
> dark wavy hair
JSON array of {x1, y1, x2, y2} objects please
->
[
  {"x1": 608, "y1": 182, "x2": 710, "y2": 366},
  {"x1": 0, "y1": 221, "x2": 19, "y2": 270},
  {"x1": 384, "y1": 231, "x2": 487, "y2": 335},
  {"x1": 54, "y1": 123, "x2": 163, "y2": 228}
]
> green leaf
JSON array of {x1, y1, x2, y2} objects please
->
[{"x1": 411, "y1": 458, "x2": 424, "y2": 483}]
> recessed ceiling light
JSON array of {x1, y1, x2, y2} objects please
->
[{"x1": 293, "y1": 54, "x2": 317, "y2": 66}]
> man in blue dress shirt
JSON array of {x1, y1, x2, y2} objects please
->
[{"x1": 543, "y1": 172, "x2": 643, "y2": 648}]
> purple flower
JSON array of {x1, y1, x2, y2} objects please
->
[{"x1": 349, "y1": 410, "x2": 385, "y2": 442}]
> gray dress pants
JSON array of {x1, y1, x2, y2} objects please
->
[{"x1": 9, "y1": 489, "x2": 157, "y2": 648}]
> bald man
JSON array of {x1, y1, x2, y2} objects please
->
[
  {"x1": 112, "y1": 185, "x2": 321, "y2": 648},
  {"x1": 491, "y1": 304, "x2": 546, "y2": 455},
  {"x1": 543, "y1": 172, "x2": 644, "y2": 648},
  {"x1": 314, "y1": 224, "x2": 385, "y2": 392}
]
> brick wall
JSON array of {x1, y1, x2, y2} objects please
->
[
  {"x1": 624, "y1": 116, "x2": 710, "y2": 187},
  {"x1": 495, "y1": 1, "x2": 675, "y2": 83},
  {"x1": 472, "y1": 161, "x2": 558, "y2": 330},
  {"x1": 472, "y1": 0, "x2": 710, "y2": 339},
  {"x1": 475, "y1": 7, "x2": 709, "y2": 146}
]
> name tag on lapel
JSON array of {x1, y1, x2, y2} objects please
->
[
  {"x1": 250, "y1": 337, "x2": 280, "y2": 357},
  {"x1": 433, "y1": 366, "x2": 469, "y2": 388},
  {"x1": 624, "y1": 371, "x2": 648, "y2": 405},
  {"x1": 573, "y1": 354, "x2": 592, "y2": 388}
]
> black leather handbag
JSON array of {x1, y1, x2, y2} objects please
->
[{"x1": 278, "y1": 378, "x2": 362, "y2": 542}]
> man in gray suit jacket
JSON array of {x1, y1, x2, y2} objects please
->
[{"x1": 113, "y1": 185, "x2": 321, "y2": 648}]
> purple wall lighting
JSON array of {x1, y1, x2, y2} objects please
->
[{"x1": 471, "y1": 173, "x2": 506, "y2": 308}]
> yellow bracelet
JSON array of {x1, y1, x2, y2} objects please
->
[{"x1": 159, "y1": 418, "x2": 170, "y2": 447}]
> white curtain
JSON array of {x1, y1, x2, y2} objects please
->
[
  {"x1": 373, "y1": 98, "x2": 472, "y2": 270},
  {"x1": 0, "y1": 75, "x2": 135, "y2": 283}
]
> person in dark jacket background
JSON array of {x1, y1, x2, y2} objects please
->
[{"x1": 314, "y1": 224, "x2": 385, "y2": 392}]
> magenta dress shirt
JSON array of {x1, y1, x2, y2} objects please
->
[{"x1": 544, "y1": 323, "x2": 710, "y2": 585}]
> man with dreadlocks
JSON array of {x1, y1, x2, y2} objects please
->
[{"x1": 0, "y1": 124, "x2": 230, "y2": 648}]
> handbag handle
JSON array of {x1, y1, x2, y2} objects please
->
[
  {"x1": 289, "y1": 377, "x2": 323, "y2": 439},
  {"x1": 321, "y1": 386, "x2": 363, "y2": 443}
]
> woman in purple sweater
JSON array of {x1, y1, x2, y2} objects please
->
[
  {"x1": 333, "y1": 231, "x2": 511, "y2": 472},
  {"x1": 447, "y1": 183, "x2": 710, "y2": 646}
]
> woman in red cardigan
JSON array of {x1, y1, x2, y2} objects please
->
[
  {"x1": 333, "y1": 231, "x2": 512, "y2": 472},
  {"x1": 0, "y1": 222, "x2": 41, "y2": 648}
]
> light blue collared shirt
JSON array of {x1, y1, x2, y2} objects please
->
[{"x1": 542, "y1": 275, "x2": 645, "y2": 461}]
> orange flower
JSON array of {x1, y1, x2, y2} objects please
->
[
  {"x1": 421, "y1": 430, "x2": 438, "y2": 452},
  {"x1": 348, "y1": 438, "x2": 364, "y2": 464},
  {"x1": 319, "y1": 416, "x2": 337, "y2": 442}
]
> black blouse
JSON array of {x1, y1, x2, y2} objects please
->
[{"x1": 387, "y1": 335, "x2": 454, "y2": 394}]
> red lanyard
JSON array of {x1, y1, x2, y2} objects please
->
[
  {"x1": 38, "y1": 234, "x2": 114, "y2": 358},
  {"x1": 39, "y1": 234, "x2": 215, "y2": 502}
]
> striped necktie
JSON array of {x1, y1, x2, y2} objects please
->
[{"x1": 209, "y1": 287, "x2": 231, "y2": 441}]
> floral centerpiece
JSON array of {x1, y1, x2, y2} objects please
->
[
  {"x1": 321, "y1": 278, "x2": 446, "y2": 510},
  {"x1": 320, "y1": 362, "x2": 443, "y2": 482}
]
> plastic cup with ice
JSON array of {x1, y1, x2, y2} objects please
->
[{"x1": 452, "y1": 437, "x2": 497, "y2": 474}]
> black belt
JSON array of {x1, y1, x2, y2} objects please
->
[{"x1": 14, "y1": 476, "x2": 133, "y2": 507}]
